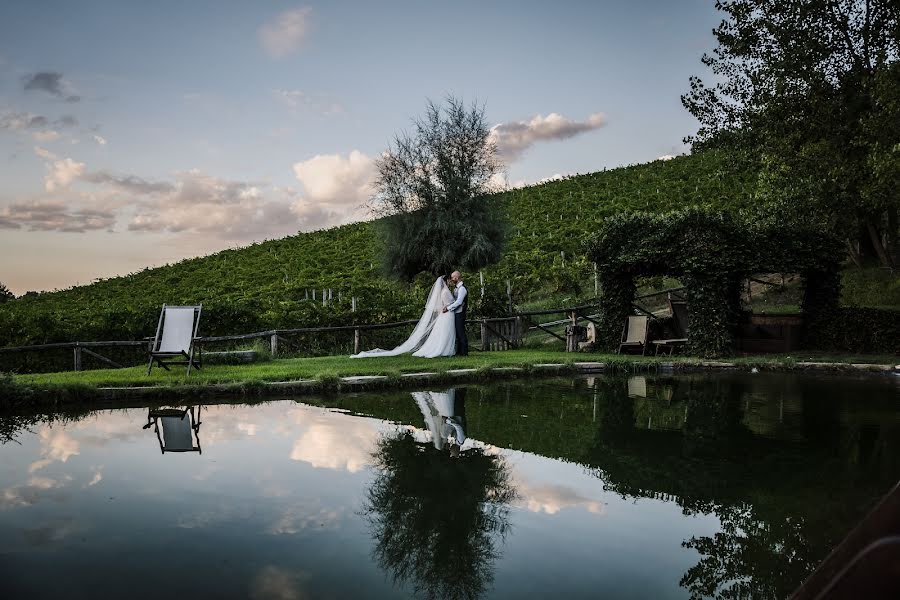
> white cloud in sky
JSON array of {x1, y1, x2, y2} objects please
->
[
  {"x1": 291, "y1": 149, "x2": 376, "y2": 226},
  {"x1": 657, "y1": 154, "x2": 676, "y2": 161},
  {"x1": 92, "y1": 134, "x2": 107, "y2": 145},
  {"x1": 259, "y1": 7, "x2": 312, "y2": 58},
  {"x1": 128, "y1": 170, "x2": 298, "y2": 239},
  {"x1": 44, "y1": 157, "x2": 85, "y2": 191},
  {"x1": 33, "y1": 129, "x2": 61, "y2": 142},
  {"x1": 274, "y1": 89, "x2": 342, "y2": 116},
  {"x1": 33, "y1": 146, "x2": 57, "y2": 160},
  {"x1": 490, "y1": 111, "x2": 607, "y2": 161}
]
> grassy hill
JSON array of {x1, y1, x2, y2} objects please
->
[{"x1": 1, "y1": 151, "x2": 762, "y2": 348}]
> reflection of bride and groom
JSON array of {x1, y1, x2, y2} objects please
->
[
  {"x1": 414, "y1": 387, "x2": 468, "y2": 457},
  {"x1": 363, "y1": 386, "x2": 516, "y2": 600},
  {"x1": 351, "y1": 271, "x2": 468, "y2": 358}
]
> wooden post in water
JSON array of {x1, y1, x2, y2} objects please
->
[
  {"x1": 73, "y1": 344, "x2": 82, "y2": 371},
  {"x1": 270, "y1": 334, "x2": 279, "y2": 356}
]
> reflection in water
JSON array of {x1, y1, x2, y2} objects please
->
[
  {"x1": 413, "y1": 387, "x2": 468, "y2": 453},
  {"x1": 587, "y1": 375, "x2": 900, "y2": 600},
  {"x1": 0, "y1": 374, "x2": 898, "y2": 598},
  {"x1": 142, "y1": 405, "x2": 203, "y2": 454},
  {"x1": 364, "y1": 388, "x2": 515, "y2": 600}
]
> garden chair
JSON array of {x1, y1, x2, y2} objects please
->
[
  {"x1": 147, "y1": 304, "x2": 202, "y2": 376},
  {"x1": 653, "y1": 295, "x2": 690, "y2": 355},
  {"x1": 142, "y1": 406, "x2": 202, "y2": 454},
  {"x1": 618, "y1": 315, "x2": 650, "y2": 355}
]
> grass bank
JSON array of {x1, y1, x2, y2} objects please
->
[{"x1": 4, "y1": 349, "x2": 897, "y2": 409}]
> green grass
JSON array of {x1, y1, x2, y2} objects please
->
[
  {"x1": 15, "y1": 349, "x2": 897, "y2": 391},
  {"x1": 16, "y1": 350, "x2": 591, "y2": 388}
]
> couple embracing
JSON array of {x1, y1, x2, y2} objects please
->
[{"x1": 351, "y1": 271, "x2": 468, "y2": 359}]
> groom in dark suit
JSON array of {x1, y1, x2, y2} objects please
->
[{"x1": 442, "y1": 270, "x2": 468, "y2": 356}]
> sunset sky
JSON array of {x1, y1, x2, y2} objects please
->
[{"x1": 0, "y1": 1, "x2": 720, "y2": 294}]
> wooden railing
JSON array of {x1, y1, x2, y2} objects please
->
[{"x1": 0, "y1": 303, "x2": 610, "y2": 373}]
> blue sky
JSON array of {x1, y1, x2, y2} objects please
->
[{"x1": 0, "y1": 0, "x2": 720, "y2": 293}]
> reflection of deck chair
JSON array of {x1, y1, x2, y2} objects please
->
[
  {"x1": 142, "y1": 406, "x2": 202, "y2": 454},
  {"x1": 147, "y1": 304, "x2": 202, "y2": 375},
  {"x1": 618, "y1": 315, "x2": 649, "y2": 355},
  {"x1": 627, "y1": 376, "x2": 647, "y2": 398}
]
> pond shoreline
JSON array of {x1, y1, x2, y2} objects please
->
[{"x1": 5, "y1": 356, "x2": 898, "y2": 410}]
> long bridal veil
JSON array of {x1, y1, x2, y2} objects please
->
[{"x1": 351, "y1": 277, "x2": 446, "y2": 358}]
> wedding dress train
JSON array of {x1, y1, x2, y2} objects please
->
[{"x1": 350, "y1": 277, "x2": 456, "y2": 358}]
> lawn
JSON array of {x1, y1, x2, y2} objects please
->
[{"x1": 14, "y1": 349, "x2": 897, "y2": 390}]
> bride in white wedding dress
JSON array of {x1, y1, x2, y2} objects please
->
[{"x1": 350, "y1": 276, "x2": 457, "y2": 359}]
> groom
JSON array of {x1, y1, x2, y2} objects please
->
[{"x1": 442, "y1": 270, "x2": 468, "y2": 356}]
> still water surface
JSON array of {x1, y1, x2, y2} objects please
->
[{"x1": 1, "y1": 373, "x2": 898, "y2": 599}]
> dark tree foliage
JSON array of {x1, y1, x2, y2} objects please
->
[
  {"x1": 0, "y1": 282, "x2": 13, "y2": 303},
  {"x1": 362, "y1": 430, "x2": 516, "y2": 600},
  {"x1": 683, "y1": 0, "x2": 900, "y2": 266},
  {"x1": 372, "y1": 97, "x2": 507, "y2": 280}
]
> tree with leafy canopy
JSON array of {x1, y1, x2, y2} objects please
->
[
  {"x1": 682, "y1": 0, "x2": 900, "y2": 267},
  {"x1": 371, "y1": 97, "x2": 507, "y2": 280},
  {"x1": 0, "y1": 282, "x2": 13, "y2": 303}
]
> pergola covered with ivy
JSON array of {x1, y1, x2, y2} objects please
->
[{"x1": 586, "y1": 208, "x2": 843, "y2": 357}]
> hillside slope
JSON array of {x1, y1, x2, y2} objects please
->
[{"x1": 0, "y1": 151, "x2": 757, "y2": 346}]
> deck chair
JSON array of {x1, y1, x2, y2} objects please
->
[
  {"x1": 147, "y1": 304, "x2": 202, "y2": 375},
  {"x1": 142, "y1": 406, "x2": 202, "y2": 454},
  {"x1": 653, "y1": 295, "x2": 690, "y2": 356},
  {"x1": 618, "y1": 315, "x2": 649, "y2": 355}
]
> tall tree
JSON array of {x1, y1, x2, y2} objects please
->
[
  {"x1": 683, "y1": 0, "x2": 900, "y2": 266},
  {"x1": 0, "y1": 282, "x2": 13, "y2": 303},
  {"x1": 371, "y1": 97, "x2": 506, "y2": 280}
]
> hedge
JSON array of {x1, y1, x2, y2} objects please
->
[{"x1": 586, "y1": 207, "x2": 844, "y2": 357}]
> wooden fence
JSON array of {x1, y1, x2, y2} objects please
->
[{"x1": 0, "y1": 304, "x2": 609, "y2": 373}]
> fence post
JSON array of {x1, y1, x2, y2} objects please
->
[
  {"x1": 481, "y1": 320, "x2": 489, "y2": 352},
  {"x1": 354, "y1": 328, "x2": 361, "y2": 355},
  {"x1": 270, "y1": 334, "x2": 279, "y2": 356},
  {"x1": 73, "y1": 344, "x2": 82, "y2": 371}
]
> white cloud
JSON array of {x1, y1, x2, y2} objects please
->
[
  {"x1": 250, "y1": 565, "x2": 310, "y2": 600},
  {"x1": 657, "y1": 154, "x2": 676, "y2": 161},
  {"x1": 291, "y1": 149, "x2": 376, "y2": 226},
  {"x1": 45, "y1": 158, "x2": 85, "y2": 191},
  {"x1": 274, "y1": 89, "x2": 343, "y2": 116},
  {"x1": 92, "y1": 134, "x2": 107, "y2": 145},
  {"x1": 259, "y1": 7, "x2": 312, "y2": 58},
  {"x1": 33, "y1": 146, "x2": 57, "y2": 160},
  {"x1": 128, "y1": 170, "x2": 299, "y2": 239},
  {"x1": 33, "y1": 129, "x2": 61, "y2": 142},
  {"x1": 289, "y1": 411, "x2": 379, "y2": 473},
  {"x1": 515, "y1": 481, "x2": 606, "y2": 515},
  {"x1": 490, "y1": 111, "x2": 607, "y2": 162}
]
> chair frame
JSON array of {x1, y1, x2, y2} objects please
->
[
  {"x1": 142, "y1": 406, "x2": 203, "y2": 454},
  {"x1": 618, "y1": 315, "x2": 650, "y2": 355},
  {"x1": 147, "y1": 304, "x2": 203, "y2": 376}
]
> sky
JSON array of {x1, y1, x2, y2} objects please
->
[{"x1": 0, "y1": 0, "x2": 721, "y2": 295}]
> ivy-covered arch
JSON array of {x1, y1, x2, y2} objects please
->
[{"x1": 585, "y1": 208, "x2": 842, "y2": 357}]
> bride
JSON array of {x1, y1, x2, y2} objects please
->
[{"x1": 351, "y1": 276, "x2": 457, "y2": 358}]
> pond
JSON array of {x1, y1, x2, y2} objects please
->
[{"x1": 1, "y1": 372, "x2": 898, "y2": 599}]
